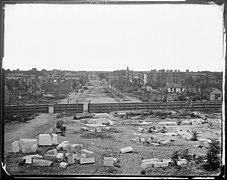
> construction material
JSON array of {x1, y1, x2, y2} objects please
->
[
  {"x1": 80, "y1": 157, "x2": 95, "y2": 164},
  {"x1": 12, "y1": 141, "x2": 20, "y2": 153},
  {"x1": 74, "y1": 153, "x2": 86, "y2": 160},
  {"x1": 103, "y1": 157, "x2": 114, "y2": 166},
  {"x1": 57, "y1": 141, "x2": 69, "y2": 150},
  {"x1": 22, "y1": 154, "x2": 43, "y2": 164},
  {"x1": 39, "y1": 134, "x2": 52, "y2": 145},
  {"x1": 120, "y1": 147, "x2": 133, "y2": 153},
  {"x1": 153, "y1": 161, "x2": 169, "y2": 168},
  {"x1": 19, "y1": 138, "x2": 38, "y2": 153},
  {"x1": 46, "y1": 149, "x2": 57, "y2": 156},
  {"x1": 60, "y1": 162, "x2": 68, "y2": 168},
  {"x1": 32, "y1": 159, "x2": 53, "y2": 166}
]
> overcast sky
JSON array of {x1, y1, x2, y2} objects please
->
[{"x1": 3, "y1": 3, "x2": 224, "y2": 72}]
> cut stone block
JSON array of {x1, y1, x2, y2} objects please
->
[
  {"x1": 150, "y1": 143, "x2": 160, "y2": 146},
  {"x1": 199, "y1": 138, "x2": 212, "y2": 143},
  {"x1": 104, "y1": 157, "x2": 114, "y2": 166},
  {"x1": 51, "y1": 133, "x2": 58, "y2": 145},
  {"x1": 23, "y1": 154, "x2": 43, "y2": 164},
  {"x1": 177, "y1": 159, "x2": 187, "y2": 166},
  {"x1": 57, "y1": 141, "x2": 69, "y2": 150},
  {"x1": 113, "y1": 158, "x2": 117, "y2": 163},
  {"x1": 56, "y1": 153, "x2": 64, "y2": 162},
  {"x1": 74, "y1": 153, "x2": 86, "y2": 160},
  {"x1": 60, "y1": 162, "x2": 68, "y2": 168},
  {"x1": 158, "y1": 122, "x2": 167, "y2": 126},
  {"x1": 142, "y1": 158, "x2": 160, "y2": 163},
  {"x1": 162, "y1": 159, "x2": 173, "y2": 165},
  {"x1": 164, "y1": 132, "x2": 177, "y2": 136},
  {"x1": 39, "y1": 134, "x2": 52, "y2": 146},
  {"x1": 153, "y1": 161, "x2": 169, "y2": 168},
  {"x1": 120, "y1": 147, "x2": 133, "y2": 153},
  {"x1": 19, "y1": 138, "x2": 38, "y2": 153},
  {"x1": 32, "y1": 159, "x2": 53, "y2": 166},
  {"x1": 12, "y1": 141, "x2": 20, "y2": 153},
  {"x1": 80, "y1": 157, "x2": 95, "y2": 164},
  {"x1": 81, "y1": 149, "x2": 94, "y2": 154},
  {"x1": 46, "y1": 149, "x2": 57, "y2": 156},
  {"x1": 95, "y1": 128, "x2": 101, "y2": 133},
  {"x1": 181, "y1": 120, "x2": 191, "y2": 125},
  {"x1": 93, "y1": 113, "x2": 109, "y2": 119}
]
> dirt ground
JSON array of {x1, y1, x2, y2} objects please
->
[{"x1": 3, "y1": 80, "x2": 222, "y2": 177}]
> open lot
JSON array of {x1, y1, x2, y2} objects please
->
[{"x1": 3, "y1": 81, "x2": 222, "y2": 177}]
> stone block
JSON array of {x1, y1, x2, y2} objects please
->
[
  {"x1": 177, "y1": 160, "x2": 187, "y2": 166},
  {"x1": 150, "y1": 143, "x2": 160, "y2": 146},
  {"x1": 12, "y1": 141, "x2": 20, "y2": 153},
  {"x1": 19, "y1": 138, "x2": 38, "y2": 153},
  {"x1": 80, "y1": 157, "x2": 95, "y2": 164},
  {"x1": 56, "y1": 153, "x2": 64, "y2": 162},
  {"x1": 120, "y1": 147, "x2": 133, "y2": 153},
  {"x1": 95, "y1": 128, "x2": 101, "y2": 133},
  {"x1": 104, "y1": 157, "x2": 114, "y2": 166},
  {"x1": 23, "y1": 154, "x2": 43, "y2": 164},
  {"x1": 51, "y1": 133, "x2": 58, "y2": 145},
  {"x1": 162, "y1": 159, "x2": 173, "y2": 165},
  {"x1": 113, "y1": 158, "x2": 117, "y2": 163},
  {"x1": 74, "y1": 153, "x2": 86, "y2": 160},
  {"x1": 81, "y1": 149, "x2": 94, "y2": 155},
  {"x1": 142, "y1": 158, "x2": 160, "y2": 163},
  {"x1": 181, "y1": 120, "x2": 191, "y2": 125},
  {"x1": 44, "y1": 154, "x2": 56, "y2": 161},
  {"x1": 46, "y1": 149, "x2": 57, "y2": 156},
  {"x1": 166, "y1": 122, "x2": 177, "y2": 126},
  {"x1": 60, "y1": 162, "x2": 68, "y2": 168},
  {"x1": 153, "y1": 161, "x2": 169, "y2": 168},
  {"x1": 39, "y1": 134, "x2": 52, "y2": 145},
  {"x1": 158, "y1": 122, "x2": 167, "y2": 126},
  {"x1": 32, "y1": 159, "x2": 53, "y2": 166},
  {"x1": 57, "y1": 141, "x2": 69, "y2": 150},
  {"x1": 94, "y1": 113, "x2": 109, "y2": 119}
]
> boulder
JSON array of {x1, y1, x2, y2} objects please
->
[
  {"x1": 166, "y1": 122, "x2": 177, "y2": 126},
  {"x1": 51, "y1": 133, "x2": 58, "y2": 145},
  {"x1": 12, "y1": 141, "x2": 20, "y2": 153},
  {"x1": 142, "y1": 158, "x2": 160, "y2": 163},
  {"x1": 19, "y1": 138, "x2": 38, "y2": 153}
]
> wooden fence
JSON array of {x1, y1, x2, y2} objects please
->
[
  {"x1": 5, "y1": 103, "x2": 83, "y2": 116},
  {"x1": 53, "y1": 104, "x2": 83, "y2": 113},
  {"x1": 5, "y1": 104, "x2": 49, "y2": 116},
  {"x1": 88, "y1": 101, "x2": 222, "y2": 113}
]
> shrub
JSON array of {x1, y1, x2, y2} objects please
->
[
  {"x1": 204, "y1": 139, "x2": 221, "y2": 171},
  {"x1": 181, "y1": 148, "x2": 192, "y2": 162},
  {"x1": 190, "y1": 130, "x2": 199, "y2": 141},
  {"x1": 171, "y1": 149, "x2": 181, "y2": 166}
]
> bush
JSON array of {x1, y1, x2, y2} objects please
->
[
  {"x1": 190, "y1": 130, "x2": 199, "y2": 141},
  {"x1": 181, "y1": 148, "x2": 192, "y2": 162},
  {"x1": 171, "y1": 149, "x2": 181, "y2": 166},
  {"x1": 204, "y1": 139, "x2": 221, "y2": 171}
]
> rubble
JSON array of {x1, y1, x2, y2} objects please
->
[
  {"x1": 120, "y1": 147, "x2": 133, "y2": 153},
  {"x1": 46, "y1": 149, "x2": 58, "y2": 156},
  {"x1": 177, "y1": 159, "x2": 187, "y2": 166},
  {"x1": 67, "y1": 154, "x2": 75, "y2": 164},
  {"x1": 12, "y1": 141, "x2": 20, "y2": 153},
  {"x1": 32, "y1": 159, "x2": 53, "y2": 167},
  {"x1": 81, "y1": 149, "x2": 94, "y2": 156},
  {"x1": 19, "y1": 138, "x2": 38, "y2": 153},
  {"x1": 74, "y1": 153, "x2": 86, "y2": 160}
]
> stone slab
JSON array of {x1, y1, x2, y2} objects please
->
[
  {"x1": 19, "y1": 138, "x2": 38, "y2": 153},
  {"x1": 39, "y1": 134, "x2": 52, "y2": 146},
  {"x1": 56, "y1": 153, "x2": 64, "y2": 162},
  {"x1": 12, "y1": 141, "x2": 20, "y2": 153},
  {"x1": 23, "y1": 154, "x2": 43, "y2": 164},
  {"x1": 32, "y1": 159, "x2": 53, "y2": 166},
  {"x1": 120, "y1": 147, "x2": 133, "y2": 153},
  {"x1": 142, "y1": 158, "x2": 160, "y2": 163},
  {"x1": 74, "y1": 153, "x2": 86, "y2": 160},
  {"x1": 104, "y1": 157, "x2": 114, "y2": 166},
  {"x1": 80, "y1": 157, "x2": 95, "y2": 164},
  {"x1": 57, "y1": 141, "x2": 69, "y2": 150},
  {"x1": 51, "y1": 133, "x2": 58, "y2": 145},
  {"x1": 44, "y1": 154, "x2": 56, "y2": 161},
  {"x1": 46, "y1": 149, "x2": 57, "y2": 156},
  {"x1": 153, "y1": 161, "x2": 169, "y2": 168}
]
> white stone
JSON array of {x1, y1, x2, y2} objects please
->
[
  {"x1": 153, "y1": 161, "x2": 169, "y2": 168},
  {"x1": 86, "y1": 124, "x2": 106, "y2": 127},
  {"x1": 57, "y1": 141, "x2": 69, "y2": 150},
  {"x1": 142, "y1": 158, "x2": 160, "y2": 163},
  {"x1": 12, "y1": 141, "x2": 20, "y2": 153},
  {"x1": 177, "y1": 159, "x2": 187, "y2": 166},
  {"x1": 120, "y1": 147, "x2": 133, "y2": 153},
  {"x1": 158, "y1": 122, "x2": 167, "y2": 126},
  {"x1": 32, "y1": 159, "x2": 53, "y2": 166},
  {"x1": 166, "y1": 122, "x2": 177, "y2": 126},
  {"x1": 56, "y1": 153, "x2": 64, "y2": 162},
  {"x1": 95, "y1": 128, "x2": 101, "y2": 132},
  {"x1": 39, "y1": 134, "x2": 52, "y2": 146},
  {"x1": 181, "y1": 120, "x2": 191, "y2": 125},
  {"x1": 19, "y1": 138, "x2": 38, "y2": 153},
  {"x1": 81, "y1": 149, "x2": 94, "y2": 154},
  {"x1": 108, "y1": 120, "x2": 114, "y2": 126},
  {"x1": 23, "y1": 154, "x2": 43, "y2": 164},
  {"x1": 104, "y1": 157, "x2": 114, "y2": 166},
  {"x1": 94, "y1": 113, "x2": 109, "y2": 119},
  {"x1": 113, "y1": 158, "x2": 117, "y2": 163},
  {"x1": 44, "y1": 154, "x2": 56, "y2": 161},
  {"x1": 80, "y1": 157, "x2": 95, "y2": 164},
  {"x1": 199, "y1": 138, "x2": 212, "y2": 143},
  {"x1": 60, "y1": 162, "x2": 68, "y2": 168},
  {"x1": 51, "y1": 133, "x2": 58, "y2": 145}
]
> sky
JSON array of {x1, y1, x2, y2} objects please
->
[{"x1": 3, "y1": 3, "x2": 225, "y2": 72}]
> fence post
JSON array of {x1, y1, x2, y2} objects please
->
[{"x1": 76, "y1": 100, "x2": 78, "y2": 113}]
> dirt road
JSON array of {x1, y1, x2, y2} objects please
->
[{"x1": 4, "y1": 79, "x2": 135, "y2": 153}]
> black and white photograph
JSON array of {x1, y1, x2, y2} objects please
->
[{"x1": 0, "y1": 0, "x2": 225, "y2": 178}]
